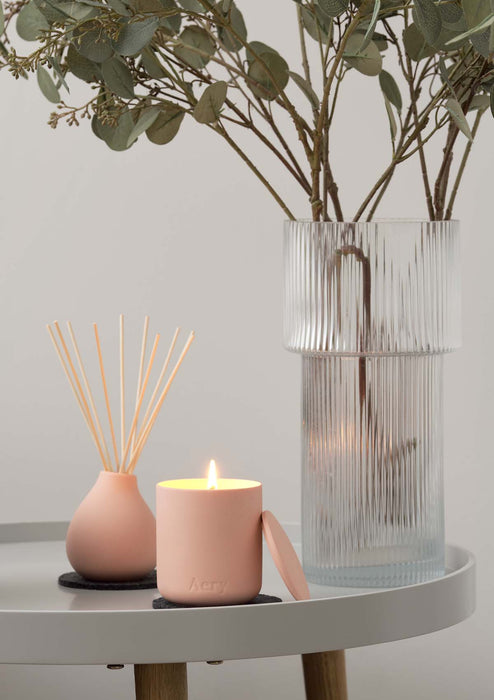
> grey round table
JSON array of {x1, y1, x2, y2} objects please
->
[{"x1": 0, "y1": 522, "x2": 475, "y2": 700}]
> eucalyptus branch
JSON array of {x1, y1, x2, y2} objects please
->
[
  {"x1": 405, "y1": 52, "x2": 434, "y2": 219},
  {"x1": 2, "y1": 0, "x2": 492, "y2": 223},
  {"x1": 164, "y1": 46, "x2": 311, "y2": 194},
  {"x1": 297, "y1": 4, "x2": 313, "y2": 93},
  {"x1": 434, "y1": 121, "x2": 458, "y2": 219},
  {"x1": 215, "y1": 122, "x2": 295, "y2": 220},
  {"x1": 312, "y1": 9, "x2": 362, "y2": 221},
  {"x1": 445, "y1": 109, "x2": 484, "y2": 220},
  {"x1": 199, "y1": 0, "x2": 313, "y2": 163}
]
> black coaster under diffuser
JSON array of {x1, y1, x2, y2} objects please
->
[
  {"x1": 152, "y1": 593, "x2": 282, "y2": 609},
  {"x1": 58, "y1": 570, "x2": 157, "y2": 591}
]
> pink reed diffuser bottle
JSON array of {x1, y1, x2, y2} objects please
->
[{"x1": 66, "y1": 471, "x2": 156, "y2": 582}]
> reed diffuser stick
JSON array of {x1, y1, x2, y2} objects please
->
[
  {"x1": 67, "y1": 321, "x2": 112, "y2": 470},
  {"x1": 47, "y1": 325, "x2": 109, "y2": 469},
  {"x1": 132, "y1": 315, "x2": 149, "y2": 453},
  {"x1": 48, "y1": 317, "x2": 194, "y2": 474},
  {"x1": 134, "y1": 327, "x2": 180, "y2": 450},
  {"x1": 53, "y1": 321, "x2": 107, "y2": 468},
  {"x1": 120, "y1": 333, "x2": 160, "y2": 471},
  {"x1": 127, "y1": 331, "x2": 195, "y2": 473},
  {"x1": 94, "y1": 323, "x2": 119, "y2": 470},
  {"x1": 119, "y1": 314, "x2": 125, "y2": 473}
]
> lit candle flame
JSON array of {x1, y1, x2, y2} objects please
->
[{"x1": 207, "y1": 459, "x2": 218, "y2": 490}]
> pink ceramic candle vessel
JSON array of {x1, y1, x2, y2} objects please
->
[
  {"x1": 66, "y1": 471, "x2": 156, "y2": 581},
  {"x1": 156, "y1": 467, "x2": 262, "y2": 606}
]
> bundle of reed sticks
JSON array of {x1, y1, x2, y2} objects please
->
[{"x1": 47, "y1": 316, "x2": 195, "y2": 474}]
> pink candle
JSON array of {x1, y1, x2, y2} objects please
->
[{"x1": 156, "y1": 461, "x2": 262, "y2": 605}]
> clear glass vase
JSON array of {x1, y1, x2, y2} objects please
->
[{"x1": 283, "y1": 220, "x2": 460, "y2": 587}]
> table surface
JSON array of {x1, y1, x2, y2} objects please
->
[{"x1": 0, "y1": 522, "x2": 475, "y2": 666}]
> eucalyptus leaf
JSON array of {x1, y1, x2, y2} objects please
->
[
  {"x1": 413, "y1": 0, "x2": 442, "y2": 45},
  {"x1": 445, "y1": 97, "x2": 473, "y2": 140},
  {"x1": 141, "y1": 47, "x2": 167, "y2": 78},
  {"x1": 438, "y1": 56, "x2": 460, "y2": 101},
  {"x1": 439, "y1": 2, "x2": 463, "y2": 25},
  {"x1": 379, "y1": 70, "x2": 401, "y2": 111},
  {"x1": 126, "y1": 106, "x2": 160, "y2": 146},
  {"x1": 59, "y1": 1, "x2": 96, "y2": 21},
  {"x1": 373, "y1": 32, "x2": 388, "y2": 51},
  {"x1": 217, "y1": 3, "x2": 247, "y2": 51},
  {"x1": 289, "y1": 71, "x2": 319, "y2": 110},
  {"x1": 102, "y1": 57, "x2": 135, "y2": 99},
  {"x1": 445, "y1": 12, "x2": 494, "y2": 44},
  {"x1": 193, "y1": 80, "x2": 227, "y2": 123},
  {"x1": 47, "y1": 55, "x2": 69, "y2": 92},
  {"x1": 491, "y1": 85, "x2": 494, "y2": 118},
  {"x1": 360, "y1": 0, "x2": 381, "y2": 51},
  {"x1": 317, "y1": 0, "x2": 348, "y2": 18},
  {"x1": 131, "y1": 0, "x2": 160, "y2": 10},
  {"x1": 159, "y1": 0, "x2": 181, "y2": 35},
  {"x1": 384, "y1": 96, "x2": 397, "y2": 141},
  {"x1": 463, "y1": 0, "x2": 491, "y2": 57},
  {"x1": 343, "y1": 34, "x2": 382, "y2": 76},
  {"x1": 248, "y1": 51, "x2": 289, "y2": 100},
  {"x1": 175, "y1": 26, "x2": 215, "y2": 69},
  {"x1": 300, "y1": 6, "x2": 329, "y2": 43},
  {"x1": 75, "y1": 29, "x2": 114, "y2": 63},
  {"x1": 34, "y1": 0, "x2": 72, "y2": 24},
  {"x1": 16, "y1": 2, "x2": 49, "y2": 42},
  {"x1": 37, "y1": 65, "x2": 60, "y2": 103},
  {"x1": 114, "y1": 17, "x2": 159, "y2": 57},
  {"x1": 92, "y1": 110, "x2": 135, "y2": 150},
  {"x1": 0, "y1": 2, "x2": 5, "y2": 35},
  {"x1": 469, "y1": 94, "x2": 490, "y2": 112},
  {"x1": 107, "y1": 0, "x2": 131, "y2": 14},
  {"x1": 246, "y1": 41, "x2": 279, "y2": 65},
  {"x1": 66, "y1": 44, "x2": 102, "y2": 82},
  {"x1": 146, "y1": 102, "x2": 185, "y2": 144},
  {"x1": 177, "y1": 0, "x2": 202, "y2": 9},
  {"x1": 403, "y1": 22, "x2": 435, "y2": 61}
]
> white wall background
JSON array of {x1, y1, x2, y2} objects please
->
[{"x1": 1, "y1": 2, "x2": 493, "y2": 697}]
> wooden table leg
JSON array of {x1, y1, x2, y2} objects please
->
[
  {"x1": 134, "y1": 663, "x2": 188, "y2": 700},
  {"x1": 302, "y1": 650, "x2": 348, "y2": 700}
]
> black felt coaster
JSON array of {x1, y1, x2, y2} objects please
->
[
  {"x1": 58, "y1": 570, "x2": 157, "y2": 591},
  {"x1": 152, "y1": 593, "x2": 282, "y2": 609}
]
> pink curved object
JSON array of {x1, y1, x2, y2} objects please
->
[
  {"x1": 262, "y1": 510, "x2": 310, "y2": 601},
  {"x1": 66, "y1": 471, "x2": 156, "y2": 581},
  {"x1": 156, "y1": 478, "x2": 262, "y2": 606}
]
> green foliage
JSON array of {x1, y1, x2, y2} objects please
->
[
  {"x1": 101, "y1": 57, "x2": 135, "y2": 98},
  {"x1": 174, "y1": 26, "x2": 215, "y2": 68},
  {"x1": 445, "y1": 97, "x2": 473, "y2": 140},
  {"x1": 316, "y1": 0, "x2": 348, "y2": 18},
  {"x1": 146, "y1": 102, "x2": 185, "y2": 143},
  {"x1": 289, "y1": 71, "x2": 319, "y2": 109},
  {"x1": 343, "y1": 34, "x2": 382, "y2": 76},
  {"x1": 37, "y1": 65, "x2": 60, "y2": 102},
  {"x1": 413, "y1": 0, "x2": 442, "y2": 45},
  {"x1": 114, "y1": 17, "x2": 159, "y2": 56},
  {"x1": 16, "y1": 3, "x2": 49, "y2": 41},
  {"x1": 193, "y1": 81, "x2": 227, "y2": 123},
  {"x1": 379, "y1": 70, "x2": 402, "y2": 112},
  {"x1": 1, "y1": 0, "x2": 493, "y2": 221},
  {"x1": 248, "y1": 49, "x2": 289, "y2": 100}
]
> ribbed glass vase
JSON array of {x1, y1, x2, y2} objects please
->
[{"x1": 283, "y1": 220, "x2": 460, "y2": 587}]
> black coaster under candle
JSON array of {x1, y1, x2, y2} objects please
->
[
  {"x1": 152, "y1": 593, "x2": 282, "y2": 609},
  {"x1": 58, "y1": 570, "x2": 157, "y2": 591}
]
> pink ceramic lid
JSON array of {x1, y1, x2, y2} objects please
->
[{"x1": 262, "y1": 510, "x2": 310, "y2": 601}]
